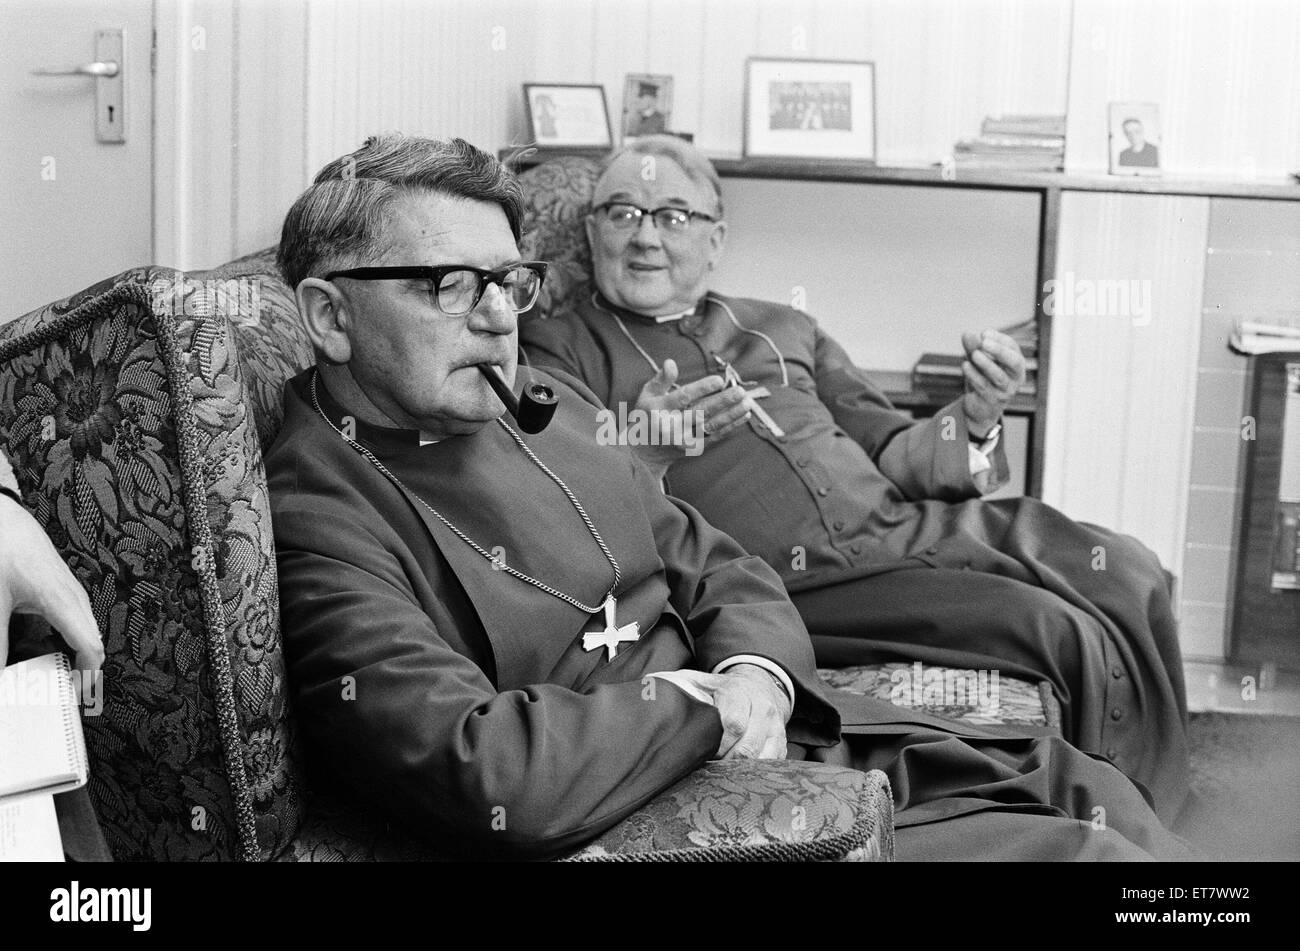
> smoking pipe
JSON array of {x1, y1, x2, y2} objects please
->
[{"x1": 477, "y1": 364, "x2": 557, "y2": 434}]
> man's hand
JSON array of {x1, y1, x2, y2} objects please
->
[
  {"x1": 711, "y1": 663, "x2": 791, "y2": 760},
  {"x1": 628, "y1": 359, "x2": 750, "y2": 477},
  {"x1": 960, "y1": 329, "x2": 1026, "y2": 436},
  {"x1": 0, "y1": 494, "x2": 103, "y2": 674}
]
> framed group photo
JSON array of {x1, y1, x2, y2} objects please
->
[
  {"x1": 1108, "y1": 102, "x2": 1162, "y2": 175},
  {"x1": 743, "y1": 57, "x2": 876, "y2": 162},
  {"x1": 622, "y1": 73, "x2": 674, "y2": 142},
  {"x1": 523, "y1": 83, "x2": 613, "y2": 149}
]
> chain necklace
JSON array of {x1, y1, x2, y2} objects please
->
[
  {"x1": 591, "y1": 291, "x2": 790, "y2": 387},
  {"x1": 308, "y1": 370, "x2": 625, "y2": 621}
]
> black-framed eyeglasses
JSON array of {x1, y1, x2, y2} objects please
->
[
  {"x1": 590, "y1": 202, "x2": 718, "y2": 234},
  {"x1": 324, "y1": 262, "x2": 548, "y2": 317}
]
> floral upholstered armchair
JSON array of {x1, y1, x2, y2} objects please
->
[{"x1": 0, "y1": 250, "x2": 894, "y2": 862}]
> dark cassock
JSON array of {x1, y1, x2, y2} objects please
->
[
  {"x1": 266, "y1": 365, "x2": 1192, "y2": 860},
  {"x1": 520, "y1": 291, "x2": 1193, "y2": 828}
]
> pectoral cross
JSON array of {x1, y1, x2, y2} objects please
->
[
  {"x1": 582, "y1": 595, "x2": 640, "y2": 661},
  {"x1": 713, "y1": 355, "x2": 785, "y2": 438}
]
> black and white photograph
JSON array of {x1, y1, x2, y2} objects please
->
[
  {"x1": 523, "y1": 82, "x2": 613, "y2": 149},
  {"x1": 621, "y1": 73, "x2": 673, "y2": 141},
  {"x1": 1109, "y1": 101, "x2": 1163, "y2": 175},
  {"x1": 767, "y1": 81, "x2": 852, "y2": 131},
  {"x1": 744, "y1": 56, "x2": 876, "y2": 160},
  {"x1": 2, "y1": 0, "x2": 1299, "y2": 916}
]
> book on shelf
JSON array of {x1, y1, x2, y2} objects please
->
[
  {"x1": 914, "y1": 352, "x2": 1039, "y2": 376},
  {"x1": 981, "y1": 115, "x2": 1068, "y2": 137},
  {"x1": 0, "y1": 652, "x2": 90, "y2": 861},
  {"x1": 952, "y1": 114, "x2": 1066, "y2": 172},
  {"x1": 911, "y1": 352, "x2": 1038, "y2": 397}
]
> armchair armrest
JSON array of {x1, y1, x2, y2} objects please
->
[
  {"x1": 281, "y1": 759, "x2": 893, "y2": 862},
  {"x1": 563, "y1": 758, "x2": 893, "y2": 862}
]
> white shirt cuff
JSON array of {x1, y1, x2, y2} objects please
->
[
  {"x1": 966, "y1": 427, "x2": 1001, "y2": 477},
  {"x1": 712, "y1": 655, "x2": 795, "y2": 704},
  {"x1": 644, "y1": 669, "x2": 717, "y2": 706}
]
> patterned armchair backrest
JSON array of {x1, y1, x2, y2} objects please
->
[
  {"x1": 515, "y1": 156, "x2": 603, "y2": 322},
  {"x1": 0, "y1": 255, "x2": 311, "y2": 860}
]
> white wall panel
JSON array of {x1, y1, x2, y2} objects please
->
[
  {"x1": 1044, "y1": 191, "x2": 1209, "y2": 580},
  {"x1": 1065, "y1": 0, "x2": 1300, "y2": 176},
  {"x1": 163, "y1": 0, "x2": 1076, "y2": 262}
]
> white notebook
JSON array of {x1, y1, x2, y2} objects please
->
[
  {"x1": 0, "y1": 652, "x2": 89, "y2": 799},
  {"x1": 0, "y1": 792, "x2": 63, "y2": 861}
]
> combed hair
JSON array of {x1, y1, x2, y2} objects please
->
[
  {"x1": 597, "y1": 134, "x2": 724, "y2": 218},
  {"x1": 276, "y1": 133, "x2": 525, "y2": 289}
]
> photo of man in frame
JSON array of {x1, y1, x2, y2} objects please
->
[{"x1": 623, "y1": 74, "x2": 672, "y2": 140}]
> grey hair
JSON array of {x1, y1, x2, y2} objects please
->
[
  {"x1": 596, "y1": 134, "x2": 724, "y2": 218},
  {"x1": 276, "y1": 133, "x2": 525, "y2": 289}
]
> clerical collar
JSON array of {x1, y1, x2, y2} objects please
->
[
  {"x1": 592, "y1": 290, "x2": 708, "y2": 325},
  {"x1": 307, "y1": 369, "x2": 434, "y2": 452}
]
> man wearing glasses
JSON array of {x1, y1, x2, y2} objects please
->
[
  {"x1": 266, "y1": 133, "x2": 1189, "y2": 861},
  {"x1": 267, "y1": 134, "x2": 837, "y2": 860},
  {"x1": 520, "y1": 134, "x2": 1193, "y2": 831}
]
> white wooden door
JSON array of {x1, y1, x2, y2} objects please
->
[{"x1": 0, "y1": 0, "x2": 154, "y2": 323}]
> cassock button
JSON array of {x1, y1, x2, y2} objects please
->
[
  {"x1": 1110, "y1": 707, "x2": 1123, "y2": 721},
  {"x1": 833, "y1": 520, "x2": 845, "y2": 531},
  {"x1": 817, "y1": 487, "x2": 830, "y2": 497},
  {"x1": 850, "y1": 543, "x2": 862, "y2": 554},
  {"x1": 1111, "y1": 665, "x2": 1124, "y2": 679},
  {"x1": 925, "y1": 546, "x2": 939, "y2": 555},
  {"x1": 796, "y1": 459, "x2": 809, "y2": 467},
  {"x1": 1106, "y1": 748, "x2": 1118, "y2": 760}
]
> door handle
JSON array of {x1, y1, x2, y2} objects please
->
[
  {"x1": 28, "y1": 29, "x2": 126, "y2": 144},
  {"x1": 31, "y1": 61, "x2": 121, "y2": 78}
]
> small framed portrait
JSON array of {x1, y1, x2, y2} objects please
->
[
  {"x1": 1108, "y1": 102, "x2": 1162, "y2": 175},
  {"x1": 743, "y1": 57, "x2": 876, "y2": 162},
  {"x1": 523, "y1": 83, "x2": 613, "y2": 150},
  {"x1": 622, "y1": 73, "x2": 674, "y2": 142}
]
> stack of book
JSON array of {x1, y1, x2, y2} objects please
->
[
  {"x1": 913, "y1": 318, "x2": 1039, "y2": 400},
  {"x1": 1230, "y1": 318, "x2": 1300, "y2": 355},
  {"x1": 953, "y1": 115, "x2": 1066, "y2": 172},
  {"x1": 912, "y1": 353, "x2": 1039, "y2": 400}
]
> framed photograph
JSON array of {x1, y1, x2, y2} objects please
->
[
  {"x1": 523, "y1": 83, "x2": 613, "y2": 150},
  {"x1": 1108, "y1": 102, "x2": 1161, "y2": 176},
  {"x1": 743, "y1": 57, "x2": 876, "y2": 162},
  {"x1": 622, "y1": 73, "x2": 674, "y2": 142}
]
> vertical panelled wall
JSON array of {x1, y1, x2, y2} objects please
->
[
  {"x1": 1043, "y1": 192, "x2": 1207, "y2": 593},
  {"x1": 155, "y1": 0, "x2": 309, "y2": 269},
  {"x1": 1065, "y1": 0, "x2": 1300, "y2": 176},
  {"x1": 302, "y1": 0, "x2": 1072, "y2": 176},
  {"x1": 1049, "y1": 0, "x2": 1300, "y2": 659},
  {"x1": 158, "y1": 0, "x2": 1070, "y2": 269}
]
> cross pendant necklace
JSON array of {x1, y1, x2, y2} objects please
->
[
  {"x1": 581, "y1": 594, "x2": 641, "y2": 661},
  {"x1": 712, "y1": 354, "x2": 785, "y2": 438},
  {"x1": 309, "y1": 370, "x2": 640, "y2": 662}
]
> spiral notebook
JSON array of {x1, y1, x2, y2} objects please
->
[{"x1": 0, "y1": 652, "x2": 89, "y2": 800}]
